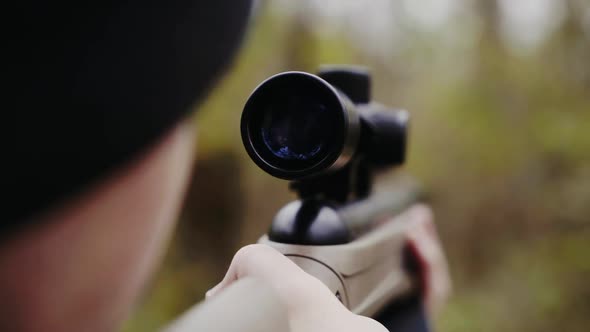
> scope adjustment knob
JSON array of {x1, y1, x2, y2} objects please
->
[{"x1": 318, "y1": 66, "x2": 371, "y2": 104}]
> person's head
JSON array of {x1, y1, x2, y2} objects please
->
[{"x1": 1, "y1": 1, "x2": 253, "y2": 330}]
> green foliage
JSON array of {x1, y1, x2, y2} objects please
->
[{"x1": 438, "y1": 230, "x2": 590, "y2": 332}]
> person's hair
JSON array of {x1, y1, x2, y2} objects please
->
[{"x1": 3, "y1": 1, "x2": 253, "y2": 228}]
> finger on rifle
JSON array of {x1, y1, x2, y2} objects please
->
[
  {"x1": 403, "y1": 204, "x2": 452, "y2": 317},
  {"x1": 206, "y1": 244, "x2": 309, "y2": 299}
]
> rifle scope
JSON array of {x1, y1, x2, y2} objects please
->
[{"x1": 241, "y1": 68, "x2": 408, "y2": 181}]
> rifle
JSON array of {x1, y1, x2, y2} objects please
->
[{"x1": 240, "y1": 66, "x2": 432, "y2": 331}]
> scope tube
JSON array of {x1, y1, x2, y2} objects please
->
[{"x1": 241, "y1": 71, "x2": 360, "y2": 180}]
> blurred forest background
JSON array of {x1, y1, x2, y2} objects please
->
[{"x1": 124, "y1": 0, "x2": 590, "y2": 331}]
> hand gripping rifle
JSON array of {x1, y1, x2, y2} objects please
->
[{"x1": 241, "y1": 66, "x2": 431, "y2": 332}]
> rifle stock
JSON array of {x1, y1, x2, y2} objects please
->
[
  {"x1": 258, "y1": 188, "x2": 431, "y2": 330},
  {"x1": 260, "y1": 206, "x2": 413, "y2": 312}
]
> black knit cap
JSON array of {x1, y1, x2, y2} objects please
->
[{"x1": 4, "y1": 1, "x2": 253, "y2": 226}]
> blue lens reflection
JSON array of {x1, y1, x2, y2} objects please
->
[{"x1": 260, "y1": 97, "x2": 332, "y2": 161}]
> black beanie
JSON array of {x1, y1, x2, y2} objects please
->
[{"x1": 3, "y1": 1, "x2": 253, "y2": 226}]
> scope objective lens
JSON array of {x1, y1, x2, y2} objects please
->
[
  {"x1": 260, "y1": 95, "x2": 334, "y2": 161},
  {"x1": 241, "y1": 71, "x2": 360, "y2": 180}
]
